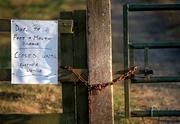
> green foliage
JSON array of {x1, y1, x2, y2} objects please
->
[
  {"x1": 0, "y1": 0, "x2": 85, "y2": 19},
  {"x1": 0, "y1": 0, "x2": 11, "y2": 7}
]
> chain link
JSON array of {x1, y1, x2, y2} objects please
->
[{"x1": 60, "y1": 66, "x2": 138, "y2": 92}]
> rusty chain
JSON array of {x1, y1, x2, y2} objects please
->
[{"x1": 60, "y1": 65, "x2": 138, "y2": 92}]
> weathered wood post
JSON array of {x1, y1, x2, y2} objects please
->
[{"x1": 87, "y1": 0, "x2": 113, "y2": 124}]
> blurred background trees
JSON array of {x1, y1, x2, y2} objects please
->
[
  {"x1": 0, "y1": 0, "x2": 85, "y2": 19},
  {"x1": 0, "y1": 0, "x2": 86, "y2": 68}
]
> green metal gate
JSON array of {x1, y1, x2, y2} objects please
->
[
  {"x1": 0, "y1": 10, "x2": 89, "y2": 124},
  {"x1": 123, "y1": 3, "x2": 180, "y2": 119}
]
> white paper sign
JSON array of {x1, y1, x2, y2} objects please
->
[{"x1": 11, "y1": 20, "x2": 58, "y2": 84}]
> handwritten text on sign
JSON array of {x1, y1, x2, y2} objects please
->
[{"x1": 11, "y1": 20, "x2": 58, "y2": 84}]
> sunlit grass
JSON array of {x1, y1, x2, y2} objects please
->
[{"x1": 0, "y1": 82, "x2": 62, "y2": 114}]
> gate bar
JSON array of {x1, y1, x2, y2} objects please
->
[
  {"x1": 131, "y1": 110, "x2": 180, "y2": 117},
  {"x1": 144, "y1": 47, "x2": 149, "y2": 79},
  {"x1": 123, "y1": 4, "x2": 131, "y2": 118},
  {"x1": 129, "y1": 41, "x2": 180, "y2": 49},
  {"x1": 123, "y1": 3, "x2": 180, "y2": 120},
  {"x1": 128, "y1": 3, "x2": 180, "y2": 11},
  {"x1": 132, "y1": 76, "x2": 180, "y2": 83}
]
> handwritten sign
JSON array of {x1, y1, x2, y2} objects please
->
[{"x1": 11, "y1": 20, "x2": 58, "y2": 84}]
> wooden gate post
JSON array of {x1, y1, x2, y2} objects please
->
[{"x1": 87, "y1": 0, "x2": 114, "y2": 124}]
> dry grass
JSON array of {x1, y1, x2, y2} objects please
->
[
  {"x1": 0, "y1": 81, "x2": 179, "y2": 123},
  {"x1": 131, "y1": 83, "x2": 180, "y2": 110},
  {"x1": 113, "y1": 82, "x2": 180, "y2": 124},
  {"x1": 113, "y1": 63, "x2": 180, "y2": 124},
  {"x1": 0, "y1": 82, "x2": 62, "y2": 114}
]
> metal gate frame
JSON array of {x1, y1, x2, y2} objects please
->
[{"x1": 123, "y1": 3, "x2": 180, "y2": 118}]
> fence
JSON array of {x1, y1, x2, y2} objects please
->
[
  {"x1": 0, "y1": 10, "x2": 89, "y2": 124},
  {"x1": 0, "y1": 3, "x2": 180, "y2": 124},
  {"x1": 123, "y1": 3, "x2": 180, "y2": 119}
]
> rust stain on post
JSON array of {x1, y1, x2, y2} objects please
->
[{"x1": 87, "y1": 0, "x2": 113, "y2": 124}]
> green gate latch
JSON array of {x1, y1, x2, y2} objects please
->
[{"x1": 60, "y1": 19, "x2": 74, "y2": 34}]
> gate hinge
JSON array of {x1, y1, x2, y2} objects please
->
[{"x1": 59, "y1": 19, "x2": 73, "y2": 34}]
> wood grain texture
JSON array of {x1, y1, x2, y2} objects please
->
[
  {"x1": 87, "y1": 0, "x2": 113, "y2": 124},
  {"x1": 0, "y1": 19, "x2": 10, "y2": 32},
  {"x1": 60, "y1": 12, "x2": 76, "y2": 124},
  {"x1": 73, "y1": 10, "x2": 89, "y2": 124}
]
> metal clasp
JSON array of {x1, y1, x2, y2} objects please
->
[{"x1": 60, "y1": 20, "x2": 73, "y2": 34}]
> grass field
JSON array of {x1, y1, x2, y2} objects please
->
[
  {"x1": 0, "y1": 80, "x2": 179, "y2": 123},
  {"x1": 0, "y1": 82, "x2": 62, "y2": 114},
  {"x1": 114, "y1": 82, "x2": 180, "y2": 124}
]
